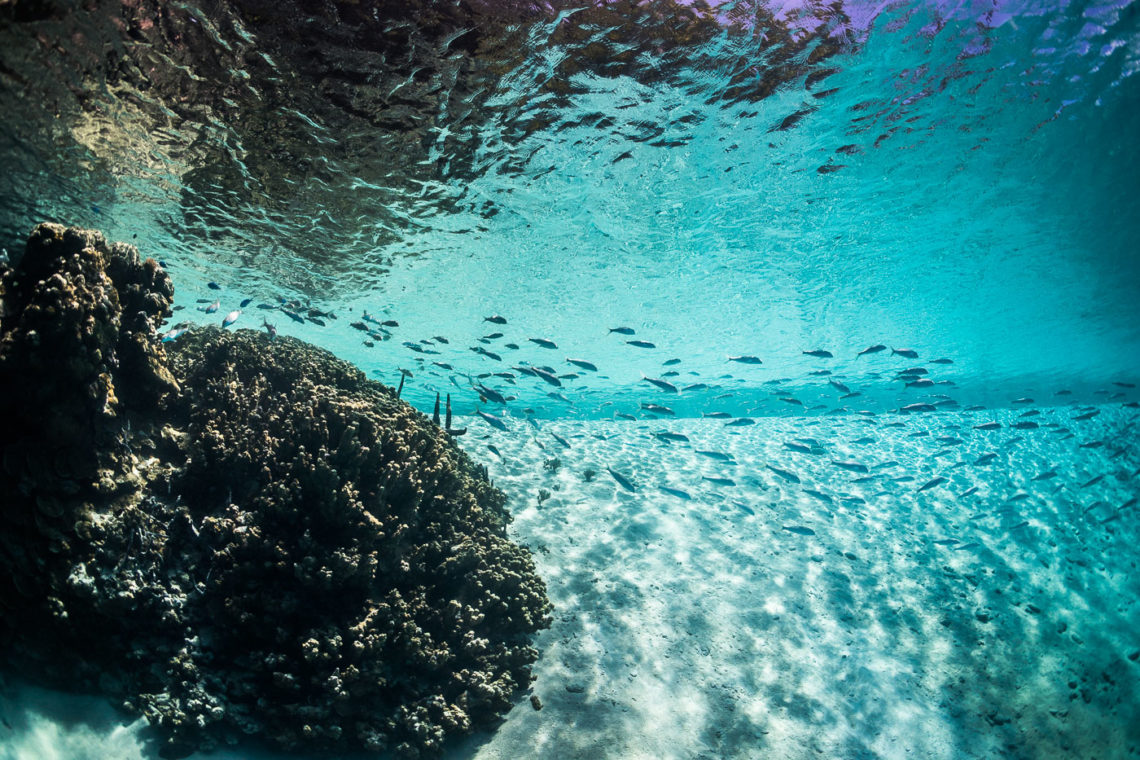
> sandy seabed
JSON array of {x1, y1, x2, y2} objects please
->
[{"x1": 3, "y1": 405, "x2": 1138, "y2": 760}]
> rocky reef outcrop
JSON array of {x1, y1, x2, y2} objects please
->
[{"x1": 0, "y1": 223, "x2": 551, "y2": 758}]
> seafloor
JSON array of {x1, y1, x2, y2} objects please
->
[{"x1": 3, "y1": 406, "x2": 1137, "y2": 759}]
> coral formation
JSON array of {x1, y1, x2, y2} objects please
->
[{"x1": 0, "y1": 223, "x2": 551, "y2": 758}]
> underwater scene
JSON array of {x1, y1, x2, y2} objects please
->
[{"x1": 1, "y1": 0, "x2": 1139, "y2": 758}]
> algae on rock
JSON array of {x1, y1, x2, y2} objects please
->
[{"x1": 0, "y1": 223, "x2": 552, "y2": 758}]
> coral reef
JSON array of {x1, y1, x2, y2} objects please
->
[{"x1": 0, "y1": 223, "x2": 551, "y2": 758}]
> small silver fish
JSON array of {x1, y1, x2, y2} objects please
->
[
  {"x1": 643, "y1": 376, "x2": 678, "y2": 393},
  {"x1": 917, "y1": 476, "x2": 946, "y2": 492},
  {"x1": 566, "y1": 358, "x2": 598, "y2": 371},
  {"x1": 608, "y1": 467, "x2": 637, "y2": 491},
  {"x1": 857, "y1": 344, "x2": 886, "y2": 358}
]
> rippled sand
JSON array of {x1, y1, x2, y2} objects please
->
[{"x1": 447, "y1": 405, "x2": 1139, "y2": 760}]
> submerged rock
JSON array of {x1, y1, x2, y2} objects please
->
[{"x1": 0, "y1": 224, "x2": 551, "y2": 758}]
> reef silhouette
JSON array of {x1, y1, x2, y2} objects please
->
[{"x1": 0, "y1": 223, "x2": 552, "y2": 758}]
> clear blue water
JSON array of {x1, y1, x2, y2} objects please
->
[{"x1": 1, "y1": 0, "x2": 1139, "y2": 757}]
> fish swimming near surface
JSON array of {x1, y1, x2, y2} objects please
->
[
  {"x1": 615, "y1": 412, "x2": 637, "y2": 420},
  {"x1": 906, "y1": 379, "x2": 935, "y2": 388},
  {"x1": 484, "y1": 315, "x2": 507, "y2": 324},
  {"x1": 803, "y1": 350, "x2": 833, "y2": 358},
  {"x1": 918, "y1": 476, "x2": 947, "y2": 492},
  {"x1": 725, "y1": 417, "x2": 755, "y2": 427},
  {"x1": 1012, "y1": 397, "x2": 1034, "y2": 404},
  {"x1": 892, "y1": 348, "x2": 919, "y2": 359},
  {"x1": 567, "y1": 358, "x2": 598, "y2": 371},
  {"x1": 663, "y1": 358, "x2": 682, "y2": 366},
  {"x1": 930, "y1": 358, "x2": 954, "y2": 364},
  {"x1": 857, "y1": 344, "x2": 887, "y2": 358},
  {"x1": 222, "y1": 309, "x2": 242, "y2": 328},
  {"x1": 532, "y1": 367, "x2": 562, "y2": 387},
  {"x1": 487, "y1": 444, "x2": 503, "y2": 459},
  {"x1": 627, "y1": 340, "x2": 656, "y2": 348},
  {"x1": 1073, "y1": 410, "x2": 1099, "y2": 421},
  {"x1": 728, "y1": 355, "x2": 762, "y2": 364},
  {"x1": 608, "y1": 467, "x2": 637, "y2": 492},
  {"x1": 683, "y1": 383, "x2": 709, "y2": 391},
  {"x1": 784, "y1": 442, "x2": 815, "y2": 455},
  {"x1": 767, "y1": 464, "x2": 800, "y2": 483},
  {"x1": 829, "y1": 380, "x2": 851, "y2": 394},
  {"x1": 1032, "y1": 470, "x2": 1058, "y2": 481},
  {"x1": 660, "y1": 486, "x2": 692, "y2": 500},
  {"x1": 433, "y1": 336, "x2": 450, "y2": 344},
  {"x1": 703, "y1": 476, "x2": 736, "y2": 486},
  {"x1": 937, "y1": 437, "x2": 963, "y2": 445},
  {"x1": 973, "y1": 453, "x2": 997, "y2": 466},
  {"x1": 643, "y1": 376, "x2": 679, "y2": 393},
  {"x1": 550, "y1": 432, "x2": 572, "y2": 449},
  {"x1": 783, "y1": 525, "x2": 816, "y2": 536},
  {"x1": 832, "y1": 461, "x2": 869, "y2": 474},
  {"x1": 1012, "y1": 421, "x2": 1039, "y2": 430},
  {"x1": 958, "y1": 485, "x2": 979, "y2": 499},
  {"x1": 973, "y1": 422, "x2": 1002, "y2": 431},
  {"x1": 471, "y1": 346, "x2": 503, "y2": 361},
  {"x1": 703, "y1": 412, "x2": 731, "y2": 419},
  {"x1": 477, "y1": 410, "x2": 508, "y2": 431},
  {"x1": 476, "y1": 384, "x2": 507, "y2": 405},
  {"x1": 608, "y1": 326, "x2": 635, "y2": 335},
  {"x1": 641, "y1": 403, "x2": 675, "y2": 415},
  {"x1": 482, "y1": 332, "x2": 504, "y2": 341},
  {"x1": 529, "y1": 337, "x2": 558, "y2": 349},
  {"x1": 654, "y1": 431, "x2": 690, "y2": 443},
  {"x1": 900, "y1": 403, "x2": 936, "y2": 413}
]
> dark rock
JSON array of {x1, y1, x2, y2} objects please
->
[{"x1": 0, "y1": 224, "x2": 552, "y2": 758}]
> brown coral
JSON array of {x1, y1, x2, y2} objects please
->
[{"x1": 0, "y1": 224, "x2": 551, "y2": 759}]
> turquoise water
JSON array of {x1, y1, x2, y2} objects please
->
[{"x1": 2, "y1": 0, "x2": 1139, "y2": 757}]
